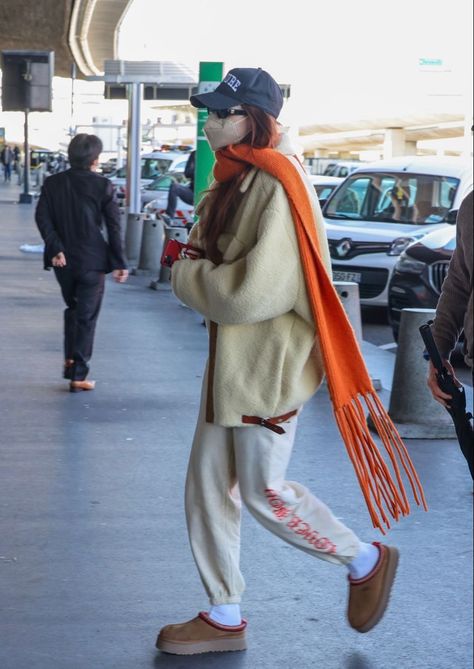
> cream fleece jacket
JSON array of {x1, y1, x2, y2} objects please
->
[{"x1": 171, "y1": 134, "x2": 332, "y2": 427}]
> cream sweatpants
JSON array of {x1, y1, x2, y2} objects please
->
[{"x1": 185, "y1": 406, "x2": 362, "y2": 605}]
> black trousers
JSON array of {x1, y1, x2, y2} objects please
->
[
  {"x1": 54, "y1": 267, "x2": 105, "y2": 380},
  {"x1": 165, "y1": 182, "x2": 194, "y2": 217}
]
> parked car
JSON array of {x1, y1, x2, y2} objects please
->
[
  {"x1": 323, "y1": 161, "x2": 361, "y2": 178},
  {"x1": 308, "y1": 174, "x2": 343, "y2": 202},
  {"x1": 322, "y1": 156, "x2": 473, "y2": 306},
  {"x1": 109, "y1": 149, "x2": 191, "y2": 202},
  {"x1": 99, "y1": 157, "x2": 117, "y2": 175},
  {"x1": 141, "y1": 171, "x2": 194, "y2": 226},
  {"x1": 141, "y1": 172, "x2": 187, "y2": 207},
  {"x1": 388, "y1": 224, "x2": 456, "y2": 339},
  {"x1": 30, "y1": 149, "x2": 54, "y2": 168},
  {"x1": 30, "y1": 149, "x2": 68, "y2": 172}
]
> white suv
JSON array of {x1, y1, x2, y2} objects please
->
[{"x1": 322, "y1": 156, "x2": 473, "y2": 306}]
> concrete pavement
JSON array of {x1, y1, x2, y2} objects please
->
[{"x1": 0, "y1": 180, "x2": 472, "y2": 669}]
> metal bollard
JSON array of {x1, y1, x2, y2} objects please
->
[
  {"x1": 388, "y1": 307, "x2": 455, "y2": 438},
  {"x1": 333, "y1": 280, "x2": 381, "y2": 389},
  {"x1": 333, "y1": 281, "x2": 363, "y2": 343},
  {"x1": 125, "y1": 212, "x2": 146, "y2": 270},
  {"x1": 149, "y1": 224, "x2": 189, "y2": 290},
  {"x1": 137, "y1": 214, "x2": 165, "y2": 273},
  {"x1": 118, "y1": 206, "x2": 128, "y2": 243}
]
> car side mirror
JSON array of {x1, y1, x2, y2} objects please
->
[
  {"x1": 318, "y1": 197, "x2": 328, "y2": 210},
  {"x1": 446, "y1": 209, "x2": 458, "y2": 225}
]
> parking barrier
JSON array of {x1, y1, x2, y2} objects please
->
[
  {"x1": 387, "y1": 307, "x2": 455, "y2": 438},
  {"x1": 137, "y1": 214, "x2": 165, "y2": 273},
  {"x1": 125, "y1": 212, "x2": 147, "y2": 270},
  {"x1": 118, "y1": 206, "x2": 128, "y2": 242},
  {"x1": 149, "y1": 224, "x2": 189, "y2": 290},
  {"x1": 333, "y1": 281, "x2": 363, "y2": 343},
  {"x1": 333, "y1": 280, "x2": 381, "y2": 390}
]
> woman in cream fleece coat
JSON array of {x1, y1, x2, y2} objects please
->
[
  {"x1": 172, "y1": 131, "x2": 330, "y2": 427},
  {"x1": 156, "y1": 68, "x2": 399, "y2": 656}
]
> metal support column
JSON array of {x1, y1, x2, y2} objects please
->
[
  {"x1": 116, "y1": 125, "x2": 123, "y2": 169},
  {"x1": 126, "y1": 82, "x2": 143, "y2": 214},
  {"x1": 19, "y1": 54, "x2": 33, "y2": 204},
  {"x1": 19, "y1": 109, "x2": 32, "y2": 204}
]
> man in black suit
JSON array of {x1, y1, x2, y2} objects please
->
[{"x1": 36, "y1": 134, "x2": 128, "y2": 392}]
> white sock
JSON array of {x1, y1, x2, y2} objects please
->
[
  {"x1": 347, "y1": 542, "x2": 380, "y2": 580},
  {"x1": 208, "y1": 604, "x2": 242, "y2": 626}
]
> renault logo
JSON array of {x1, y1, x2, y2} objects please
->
[{"x1": 335, "y1": 238, "x2": 352, "y2": 258}]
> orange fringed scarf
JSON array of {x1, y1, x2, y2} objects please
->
[{"x1": 214, "y1": 144, "x2": 427, "y2": 533}]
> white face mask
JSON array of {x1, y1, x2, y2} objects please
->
[{"x1": 203, "y1": 113, "x2": 251, "y2": 151}]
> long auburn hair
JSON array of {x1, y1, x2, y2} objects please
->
[{"x1": 200, "y1": 104, "x2": 280, "y2": 264}]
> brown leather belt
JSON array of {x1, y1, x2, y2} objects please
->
[{"x1": 242, "y1": 409, "x2": 298, "y2": 434}]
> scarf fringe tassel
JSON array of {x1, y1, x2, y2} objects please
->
[{"x1": 334, "y1": 391, "x2": 428, "y2": 534}]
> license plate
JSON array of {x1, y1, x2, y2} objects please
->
[{"x1": 332, "y1": 270, "x2": 362, "y2": 283}]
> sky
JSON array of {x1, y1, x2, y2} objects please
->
[
  {"x1": 0, "y1": 0, "x2": 472, "y2": 150},
  {"x1": 118, "y1": 0, "x2": 473, "y2": 124}
]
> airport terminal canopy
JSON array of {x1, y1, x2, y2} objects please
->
[{"x1": 0, "y1": 0, "x2": 132, "y2": 78}]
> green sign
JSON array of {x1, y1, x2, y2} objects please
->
[{"x1": 194, "y1": 62, "x2": 224, "y2": 212}]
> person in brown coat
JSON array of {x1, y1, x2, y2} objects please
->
[{"x1": 428, "y1": 190, "x2": 473, "y2": 475}]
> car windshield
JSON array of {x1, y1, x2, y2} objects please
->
[
  {"x1": 315, "y1": 184, "x2": 338, "y2": 199},
  {"x1": 114, "y1": 158, "x2": 174, "y2": 180},
  {"x1": 147, "y1": 175, "x2": 174, "y2": 191},
  {"x1": 142, "y1": 158, "x2": 174, "y2": 179},
  {"x1": 325, "y1": 172, "x2": 459, "y2": 224}
]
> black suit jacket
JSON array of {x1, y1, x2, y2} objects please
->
[{"x1": 35, "y1": 168, "x2": 127, "y2": 272}]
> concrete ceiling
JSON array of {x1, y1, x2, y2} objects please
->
[
  {"x1": 299, "y1": 112, "x2": 465, "y2": 136},
  {"x1": 0, "y1": 0, "x2": 74, "y2": 77},
  {"x1": 69, "y1": 0, "x2": 133, "y2": 76},
  {"x1": 0, "y1": 0, "x2": 132, "y2": 78},
  {"x1": 299, "y1": 113, "x2": 466, "y2": 153}
]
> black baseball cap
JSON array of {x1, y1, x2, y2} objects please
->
[{"x1": 190, "y1": 67, "x2": 284, "y2": 119}]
